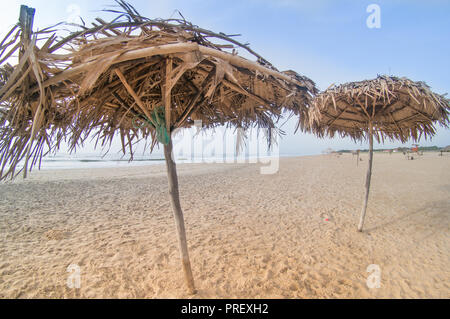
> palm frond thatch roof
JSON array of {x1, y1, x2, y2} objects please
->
[
  {"x1": 306, "y1": 75, "x2": 449, "y2": 142},
  {"x1": 0, "y1": 1, "x2": 317, "y2": 180}
]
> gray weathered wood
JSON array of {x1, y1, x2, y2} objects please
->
[
  {"x1": 163, "y1": 139, "x2": 196, "y2": 294},
  {"x1": 356, "y1": 150, "x2": 359, "y2": 167},
  {"x1": 19, "y1": 5, "x2": 35, "y2": 48},
  {"x1": 358, "y1": 125, "x2": 374, "y2": 232}
]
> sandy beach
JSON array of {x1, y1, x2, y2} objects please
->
[{"x1": 0, "y1": 152, "x2": 448, "y2": 298}]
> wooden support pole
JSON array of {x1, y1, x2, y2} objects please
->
[
  {"x1": 18, "y1": 5, "x2": 35, "y2": 178},
  {"x1": 164, "y1": 58, "x2": 172, "y2": 133},
  {"x1": 163, "y1": 139, "x2": 196, "y2": 294},
  {"x1": 19, "y1": 5, "x2": 35, "y2": 57},
  {"x1": 18, "y1": 5, "x2": 35, "y2": 95},
  {"x1": 358, "y1": 124, "x2": 374, "y2": 232},
  {"x1": 356, "y1": 150, "x2": 359, "y2": 167}
]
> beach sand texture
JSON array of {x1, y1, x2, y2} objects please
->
[{"x1": 0, "y1": 152, "x2": 449, "y2": 298}]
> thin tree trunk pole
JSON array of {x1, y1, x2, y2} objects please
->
[
  {"x1": 18, "y1": 5, "x2": 35, "y2": 97},
  {"x1": 163, "y1": 139, "x2": 196, "y2": 294},
  {"x1": 19, "y1": 5, "x2": 35, "y2": 58},
  {"x1": 358, "y1": 125, "x2": 374, "y2": 232}
]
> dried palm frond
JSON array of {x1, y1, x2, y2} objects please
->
[
  {"x1": 305, "y1": 75, "x2": 449, "y2": 142},
  {"x1": 0, "y1": 1, "x2": 317, "y2": 180}
]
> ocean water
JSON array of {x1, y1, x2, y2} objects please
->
[
  {"x1": 12, "y1": 152, "x2": 288, "y2": 171},
  {"x1": 36, "y1": 153, "x2": 167, "y2": 170}
]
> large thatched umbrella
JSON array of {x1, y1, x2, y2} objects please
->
[
  {"x1": 305, "y1": 75, "x2": 449, "y2": 232},
  {"x1": 0, "y1": 2, "x2": 316, "y2": 293}
]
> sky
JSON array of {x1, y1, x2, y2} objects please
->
[{"x1": 0, "y1": 0, "x2": 449, "y2": 156}]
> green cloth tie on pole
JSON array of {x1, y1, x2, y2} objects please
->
[
  {"x1": 133, "y1": 106, "x2": 170, "y2": 145},
  {"x1": 150, "y1": 105, "x2": 170, "y2": 145}
]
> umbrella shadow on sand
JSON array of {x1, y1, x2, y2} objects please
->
[{"x1": 363, "y1": 199, "x2": 449, "y2": 236}]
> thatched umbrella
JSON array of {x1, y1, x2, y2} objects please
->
[
  {"x1": 0, "y1": 2, "x2": 316, "y2": 293},
  {"x1": 305, "y1": 75, "x2": 449, "y2": 232},
  {"x1": 439, "y1": 145, "x2": 450, "y2": 156}
]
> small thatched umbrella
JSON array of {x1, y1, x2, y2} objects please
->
[
  {"x1": 0, "y1": 2, "x2": 316, "y2": 293},
  {"x1": 439, "y1": 145, "x2": 450, "y2": 156},
  {"x1": 305, "y1": 75, "x2": 449, "y2": 232}
]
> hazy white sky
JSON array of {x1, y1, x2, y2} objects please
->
[{"x1": 1, "y1": 0, "x2": 449, "y2": 156}]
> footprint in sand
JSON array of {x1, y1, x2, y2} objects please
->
[{"x1": 44, "y1": 229, "x2": 69, "y2": 240}]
